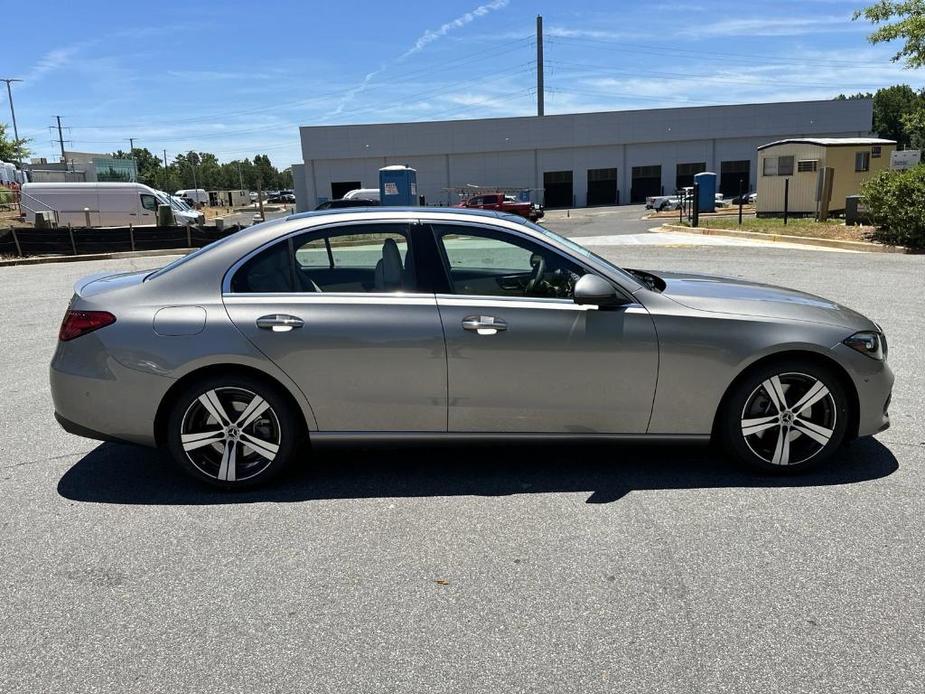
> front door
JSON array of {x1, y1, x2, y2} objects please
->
[
  {"x1": 428, "y1": 223, "x2": 659, "y2": 433},
  {"x1": 223, "y1": 221, "x2": 447, "y2": 432}
]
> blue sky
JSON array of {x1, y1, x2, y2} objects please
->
[{"x1": 2, "y1": 0, "x2": 920, "y2": 167}]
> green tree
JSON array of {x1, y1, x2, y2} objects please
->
[
  {"x1": 854, "y1": 1, "x2": 925, "y2": 67},
  {"x1": 861, "y1": 163, "x2": 925, "y2": 247},
  {"x1": 0, "y1": 122, "x2": 29, "y2": 162},
  {"x1": 873, "y1": 84, "x2": 925, "y2": 146}
]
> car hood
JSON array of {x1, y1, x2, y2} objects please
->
[{"x1": 648, "y1": 270, "x2": 877, "y2": 330}]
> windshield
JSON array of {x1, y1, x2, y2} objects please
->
[
  {"x1": 171, "y1": 196, "x2": 192, "y2": 211},
  {"x1": 519, "y1": 218, "x2": 641, "y2": 286}
]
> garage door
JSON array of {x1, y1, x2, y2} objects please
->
[
  {"x1": 543, "y1": 170, "x2": 574, "y2": 208},
  {"x1": 720, "y1": 161, "x2": 750, "y2": 197},
  {"x1": 331, "y1": 180, "x2": 362, "y2": 199},
  {"x1": 631, "y1": 165, "x2": 661, "y2": 203},
  {"x1": 676, "y1": 162, "x2": 706, "y2": 191},
  {"x1": 587, "y1": 168, "x2": 617, "y2": 206}
]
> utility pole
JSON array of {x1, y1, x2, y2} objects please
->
[
  {"x1": 2, "y1": 78, "x2": 22, "y2": 143},
  {"x1": 163, "y1": 149, "x2": 168, "y2": 169},
  {"x1": 128, "y1": 138, "x2": 136, "y2": 182},
  {"x1": 237, "y1": 162, "x2": 244, "y2": 190},
  {"x1": 55, "y1": 115, "x2": 66, "y2": 163},
  {"x1": 536, "y1": 15, "x2": 544, "y2": 117},
  {"x1": 2, "y1": 78, "x2": 23, "y2": 166}
]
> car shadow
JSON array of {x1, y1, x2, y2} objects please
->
[{"x1": 56, "y1": 437, "x2": 898, "y2": 506}]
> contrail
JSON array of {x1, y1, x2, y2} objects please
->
[{"x1": 330, "y1": 0, "x2": 510, "y2": 117}]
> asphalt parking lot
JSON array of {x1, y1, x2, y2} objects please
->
[{"x1": 1, "y1": 230, "x2": 923, "y2": 692}]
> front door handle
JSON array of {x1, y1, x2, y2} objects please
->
[
  {"x1": 462, "y1": 315, "x2": 507, "y2": 335},
  {"x1": 256, "y1": 314, "x2": 304, "y2": 332}
]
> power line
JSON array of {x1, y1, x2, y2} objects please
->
[
  {"x1": 547, "y1": 34, "x2": 908, "y2": 70},
  {"x1": 64, "y1": 37, "x2": 535, "y2": 132}
]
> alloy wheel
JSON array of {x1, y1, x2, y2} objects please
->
[
  {"x1": 740, "y1": 372, "x2": 837, "y2": 466},
  {"x1": 179, "y1": 387, "x2": 281, "y2": 483}
]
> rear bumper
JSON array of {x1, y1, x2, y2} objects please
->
[{"x1": 50, "y1": 335, "x2": 174, "y2": 447}]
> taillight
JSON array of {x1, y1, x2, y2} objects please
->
[{"x1": 59, "y1": 310, "x2": 116, "y2": 341}]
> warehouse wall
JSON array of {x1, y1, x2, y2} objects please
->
[{"x1": 297, "y1": 100, "x2": 873, "y2": 209}]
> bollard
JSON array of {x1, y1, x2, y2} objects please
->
[
  {"x1": 68, "y1": 225, "x2": 77, "y2": 255},
  {"x1": 10, "y1": 226, "x2": 23, "y2": 256},
  {"x1": 129, "y1": 223, "x2": 135, "y2": 251},
  {"x1": 84, "y1": 207, "x2": 91, "y2": 227},
  {"x1": 783, "y1": 178, "x2": 790, "y2": 226},
  {"x1": 186, "y1": 224, "x2": 192, "y2": 248}
]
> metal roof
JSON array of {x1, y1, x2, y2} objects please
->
[{"x1": 757, "y1": 137, "x2": 895, "y2": 150}]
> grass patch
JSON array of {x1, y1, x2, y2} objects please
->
[{"x1": 681, "y1": 216, "x2": 875, "y2": 242}]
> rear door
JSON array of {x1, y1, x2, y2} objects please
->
[
  {"x1": 428, "y1": 222, "x2": 659, "y2": 433},
  {"x1": 223, "y1": 221, "x2": 447, "y2": 432}
]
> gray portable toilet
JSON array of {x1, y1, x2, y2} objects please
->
[
  {"x1": 694, "y1": 171, "x2": 717, "y2": 213},
  {"x1": 379, "y1": 165, "x2": 418, "y2": 206}
]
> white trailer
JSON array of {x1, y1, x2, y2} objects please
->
[{"x1": 21, "y1": 182, "x2": 201, "y2": 227}]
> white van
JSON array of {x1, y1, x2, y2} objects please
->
[
  {"x1": 21, "y1": 182, "x2": 200, "y2": 227},
  {"x1": 176, "y1": 188, "x2": 209, "y2": 205},
  {"x1": 342, "y1": 188, "x2": 381, "y2": 202}
]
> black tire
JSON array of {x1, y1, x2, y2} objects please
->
[
  {"x1": 717, "y1": 359, "x2": 850, "y2": 474},
  {"x1": 166, "y1": 374, "x2": 302, "y2": 489}
]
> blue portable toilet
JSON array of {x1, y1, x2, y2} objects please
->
[
  {"x1": 379, "y1": 165, "x2": 418, "y2": 206},
  {"x1": 694, "y1": 171, "x2": 717, "y2": 213}
]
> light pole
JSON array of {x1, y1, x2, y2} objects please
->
[{"x1": 2, "y1": 78, "x2": 23, "y2": 163}]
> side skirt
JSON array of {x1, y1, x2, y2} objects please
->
[{"x1": 309, "y1": 432, "x2": 711, "y2": 447}]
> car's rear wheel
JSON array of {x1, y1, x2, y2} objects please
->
[
  {"x1": 166, "y1": 375, "x2": 301, "y2": 488},
  {"x1": 718, "y1": 360, "x2": 850, "y2": 473}
]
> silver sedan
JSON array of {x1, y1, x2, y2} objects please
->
[{"x1": 50, "y1": 208, "x2": 893, "y2": 488}]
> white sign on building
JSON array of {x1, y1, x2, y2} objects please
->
[{"x1": 890, "y1": 149, "x2": 921, "y2": 170}]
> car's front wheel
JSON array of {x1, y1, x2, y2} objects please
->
[
  {"x1": 166, "y1": 375, "x2": 301, "y2": 488},
  {"x1": 718, "y1": 360, "x2": 850, "y2": 473}
]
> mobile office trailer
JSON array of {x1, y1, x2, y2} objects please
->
[
  {"x1": 756, "y1": 138, "x2": 896, "y2": 215},
  {"x1": 20, "y1": 182, "x2": 198, "y2": 227},
  {"x1": 208, "y1": 190, "x2": 250, "y2": 207},
  {"x1": 175, "y1": 188, "x2": 209, "y2": 205}
]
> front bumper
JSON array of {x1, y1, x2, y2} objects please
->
[{"x1": 832, "y1": 343, "x2": 894, "y2": 438}]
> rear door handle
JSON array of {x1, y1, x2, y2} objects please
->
[
  {"x1": 256, "y1": 314, "x2": 304, "y2": 332},
  {"x1": 462, "y1": 315, "x2": 507, "y2": 335}
]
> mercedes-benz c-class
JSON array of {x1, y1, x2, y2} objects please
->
[{"x1": 50, "y1": 208, "x2": 893, "y2": 488}]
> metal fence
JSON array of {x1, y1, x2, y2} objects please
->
[{"x1": 0, "y1": 224, "x2": 243, "y2": 258}]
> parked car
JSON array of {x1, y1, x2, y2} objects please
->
[
  {"x1": 343, "y1": 188, "x2": 381, "y2": 202},
  {"x1": 21, "y1": 182, "x2": 200, "y2": 227},
  {"x1": 456, "y1": 193, "x2": 542, "y2": 221},
  {"x1": 315, "y1": 198, "x2": 381, "y2": 210},
  {"x1": 50, "y1": 208, "x2": 893, "y2": 489},
  {"x1": 266, "y1": 193, "x2": 296, "y2": 204},
  {"x1": 731, "y1": 192, "x2": 757, "y2": 205},
  {"x1": 646, "y1": 195, "x2": 680, "y2": 211}
]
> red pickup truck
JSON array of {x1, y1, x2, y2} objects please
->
[{"x1": 455, "y1": 193, "x2": 544, "y2": 221}]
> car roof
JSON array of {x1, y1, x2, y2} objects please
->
[{"x1": 286, "y1": 206, "x2": 524, "y2": 223}]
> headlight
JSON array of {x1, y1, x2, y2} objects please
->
[{"x1": 843, "y1": 331, "x2": 886, "y2": 360}]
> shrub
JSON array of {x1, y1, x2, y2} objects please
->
[{"x1": 860, "y1": 163, "x2": 925, "y2": 247}]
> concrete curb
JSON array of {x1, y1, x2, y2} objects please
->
[
  {"x1": 0, "y1": 248, "x2": 191, "y2": 268},
  {"x1": 659, "y1": 224, "x2": 908, "y2": 254}
]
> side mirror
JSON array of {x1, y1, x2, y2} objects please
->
[{"x1": 574, "y1": 274, "x2": 624, "y2": 307}]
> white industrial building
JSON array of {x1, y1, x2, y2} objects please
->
[{"x1": 292, "y1": 99, "x2": 873, "y2": 211}]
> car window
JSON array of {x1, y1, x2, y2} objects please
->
[
  {"x1": 433, "y1": 224, "x2": 585, "y2": 299},
  {"x1": 140, "y1": 194, "x2": 158, "y2": 211},
  {"x1": 231, "y1": 224, "x2": 418, "y2": 294}
]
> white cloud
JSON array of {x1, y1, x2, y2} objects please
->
[{"x1": 679, "y1": 15, "x2": 864, "y2": 38}]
